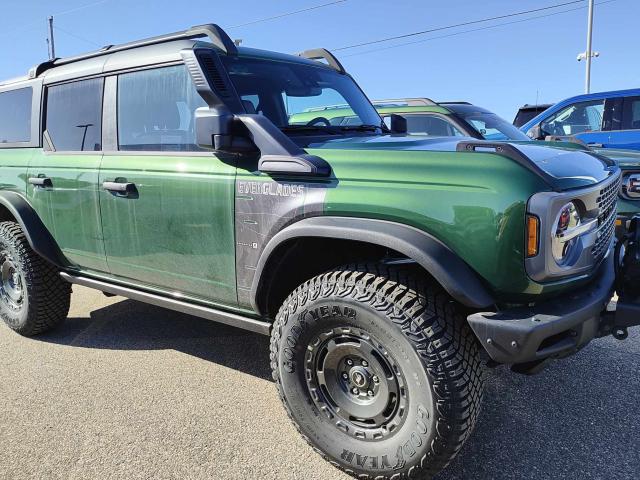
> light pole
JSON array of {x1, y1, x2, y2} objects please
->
[{"x1": 577, "y1": 0, "x2": 597, "y2": 94}]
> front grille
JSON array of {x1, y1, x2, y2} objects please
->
[{"x1": 592, "y1": 174, "x2": 621, "y2": 262}]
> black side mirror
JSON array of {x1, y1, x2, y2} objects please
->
[
  {"x1": 383, "y1": 114, "x2": 407, "y2": 134},
  {"x1": 194, "y1": 107, "x2": 235, "y2": 150},
  {"x1": 528, "y1": 123, "x2": 547, "y2": 141}
]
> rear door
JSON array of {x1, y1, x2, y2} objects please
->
[
  {"x1": 27, "y1": 77, "x2": 107, "y2": 272},
  {"x1": 607, "y1": 96, "x2": 640, "y2": 150},
  {"x1": 98, "y1": 64, "x2": 237, "y2": 306}
]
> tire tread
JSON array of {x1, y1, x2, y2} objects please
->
[{"x1": 270, "y1": 263, "x2": 484, "y2": 479}]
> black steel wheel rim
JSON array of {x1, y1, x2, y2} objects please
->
[
  {"x1": 305, "y1": 326, "x2": 408, "y2": 440},
  {"x1": 0, "y1": 250, "x2": 24, "y2": 311}
]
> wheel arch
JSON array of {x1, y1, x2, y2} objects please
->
[
  {"x1": 0, "y1": 191, "x2": 68, "y2": 268},
  {"x1": 251, "y1": 216, "x2": 495, "y2": 316}
]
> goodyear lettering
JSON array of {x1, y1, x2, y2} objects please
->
[
  {"x1": 307, "y1": 305, "x2": 356, "y2": 322},
  {"x1": 338, "y1": 404, "x2": 429, "y2": 471},
  {"x1": 237, "y1": 181, "x2": 305, "y2": 197},
  {"x1": 282, "y1": 306, "x2": 355, "y2": 373}
]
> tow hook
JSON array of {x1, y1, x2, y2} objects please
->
[{"x1": 612, "y1": 327, "x2": 628, "y2": 341}]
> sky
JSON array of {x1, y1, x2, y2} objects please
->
[{"x1": 0, "y1": 0, "x2": 637, "y2": 120}]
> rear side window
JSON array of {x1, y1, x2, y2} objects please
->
[
  {"x1": 622, "y1": 96, "x2": 640, "y2": 130},
  {"x1": 117, "y1": 65, "x2": 206, "y2": 151},
  {"x1": 0, "y1": 87, "x2": 32, "y2": 144},
  {"x1": 403, "y1": 114, "x2": 465, "y2": 137},
  {"x1": 46, "y1": 78, "x2": 103, "y2": 151}
]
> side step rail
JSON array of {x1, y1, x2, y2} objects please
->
[{"x1": 60, "y1": 272, "x2": 271, "y2": 335}]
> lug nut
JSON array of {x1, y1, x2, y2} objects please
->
[
  {"x1": 342, "y1": 373, "x2": 348, "y2": 380},
  {"x1": 351, "y1": 387, "x2": 359, "y2": 395},
  {"x1": 372, "y1": 376, "x2": 379, "y2": 383},
  {"x1": 367, "y1": 390, "x2": 374, "y2": 397},
  {"x1": 346, "y1": 359, "x2": 353, "y2": 366},
  {"x1": 361, "y1": 360, "x2": 368, "y2": 367}
]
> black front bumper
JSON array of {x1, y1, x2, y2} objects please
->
[{"x1": 468, "y1": 253, "x2": 617, "y2": 365}]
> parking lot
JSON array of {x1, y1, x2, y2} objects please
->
[{"x1": 0, "y1": 286, "x2": 637, "y2": 479}]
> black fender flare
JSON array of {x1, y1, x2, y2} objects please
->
[
  {"x1": 0, "y1": 191, "x2": 68, "y2": 268},
  {"x1": 250, "y1": 216, "x2": 495, "y2": 310}
]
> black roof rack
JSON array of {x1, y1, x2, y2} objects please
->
[
  {"x1": 297, "y1": 48, "x2": 345, "y2": 74},
  {"x1": 28, "y1": 23, "x2": 237, "y2": 79},
  {"x1": 439, "y1": 101, "x2": 472, "y2": 105}
]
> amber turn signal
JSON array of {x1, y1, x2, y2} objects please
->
[{"x1": 526, "y1": 215, "x2": 540, "y2": 257}]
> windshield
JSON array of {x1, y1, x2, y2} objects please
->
[
  {"x1": 220, "y1": 55, "x2": 382, "y2": 132},
  {"x1": 445, "y1": 105, "x2": 529, "y2": 141}
]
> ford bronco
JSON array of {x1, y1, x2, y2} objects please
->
[{"x1": 0, "y1": 24, "x2": 638, "y2": 480}]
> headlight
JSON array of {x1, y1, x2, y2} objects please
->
[
  {"x1": 623, "y1": 173, "x2": 640, "y2": 199},
  {"x1": 552, "y1": 202, "x2": 580, "y2": 263},
  {"x1": 551, "y1": 201, "x2": 597, "y2": 264}
]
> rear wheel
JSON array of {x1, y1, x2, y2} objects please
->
[
  {"x1": 270, "y1": 264, "x2": 484, "y2": 479},
  {"x1": 0, "y1": 221, "x2": 70, "y2": 336}
]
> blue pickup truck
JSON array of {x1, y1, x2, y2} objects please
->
[{"x1": 521, "y1": 88, "x2": 640, "y2": 150}]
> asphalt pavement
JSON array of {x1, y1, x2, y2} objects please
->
[{"x1": 0, "y1": 285, "x2": 638, "y2": 480}]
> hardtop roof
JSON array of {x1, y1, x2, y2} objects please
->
[{"x1": 0, "y1": 23, "x2": 335, "y2": 87}]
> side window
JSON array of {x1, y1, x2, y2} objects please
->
[
  {"x1": 117, "y1": 65, "x2": 206, "y2": 151},
  {"x1": 541, "y1": 99, "x2": 604, "y2": 136},
  {"x1": 403, "y1": 114, "x2": 465, "y2": 137},
  {"x1": 46, "y1": 78, "x2": 103, "y2": 151},
  {"x1": 0, "y1": 87, "x2": 32, "y2": 144},
  {"x1": 603, "y1": 98, "x2": 624, "y2": 131},
  {"x1": 622, "y1": 96, "x2": 640, "y2": 131}
]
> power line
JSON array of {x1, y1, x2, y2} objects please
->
[
  {"x1": 53, "y1": 25, "x2": 101, "y2": 47},
  {"x1": 343, "y1": 0, "x2": 618, "y2": 58},
  {"x1": 0, "y1": 0, "x2": 113, "y2": 39},
  {"x1": 54, "y1": 0, "x2": 112, "y2": 17},
  {"x1": 230, "y1": 0, "x2": 347, "y2": 28},
  {"x1": 333, "y1": 0, "x2": 586, "y2": 51}
]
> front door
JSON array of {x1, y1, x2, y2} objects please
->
[
  {"x1": 27, "y1": 77, "x2": 107, "y2": 273},
  {"x1": 540, "y1": 98, "x2": 608, "y2": 147},
  {"x1": 98, "y1": 65, "x2": 237, "y2": 306}
]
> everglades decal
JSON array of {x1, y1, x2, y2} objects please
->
[
  {"x1": 234, "y1": 179, "x2": 327, "y2": 307},
  {"x1": 237, "y1": 181, "x2": 305, "y2": 198}
]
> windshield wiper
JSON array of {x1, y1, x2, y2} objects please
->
[
  {"x1": 338, "y1": 124, "x2": 382, "y2": 132},
  {"x1": 281, "y1": 125, "x2": 339, "y2": 135}
]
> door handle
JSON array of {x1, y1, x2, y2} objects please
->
[
  {"x1": 587, "y1": 142, "x2": 604, "y2": 148},
  {"x1": 102, "y1": 181, "x2": 137, "y2": 197},
  {"x1": 28, "y1": 177, "x2": 53, "y2": 188}
]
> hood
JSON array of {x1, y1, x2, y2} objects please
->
[
  {"x1": 308, "y1": 135, "x2": 617, "y2": 190},
  {"x1": 593, "y1": 148, "x2": 640, "y2": 169}
]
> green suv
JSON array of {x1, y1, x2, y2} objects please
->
[
  {"x1": 291, "y1": 97, "x2": 530, "y2": 142},
  {"x1": 0, "y1": 24, "x2": 638, "y2": 480}
]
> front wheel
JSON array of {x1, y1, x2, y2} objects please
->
[{"x1": 270, "y1": 265, "x2": 484, "y2": 479}]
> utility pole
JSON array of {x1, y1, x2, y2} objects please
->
[
  {"x1": 584, "y1": 0, "x2": 594, "y2": 93},
  {"x1": 48, "y1": 16, "x2": 56, "y2": 60},
  {"x1": 577, "y1": 0, "x2": 598, "y2": 94}
]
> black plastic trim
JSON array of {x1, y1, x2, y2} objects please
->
[
  {"x1": 60, "y1": 272, "x2": 271, "y2": 335},
  {"x1": 236, "y1": 114, "x2": 331, "y2": 176},
  {"x1": 251, "y1": 216, "x2": 495, "y2": 312},
  {"x1": 0, "y1": 191, "x2": 69, "y2": 268},
  {"x1": 468, "y1": 251, "x2": 615, "y2": 364},
  {"x1": 297, "y1": 48, "x2": 345, "y2": 74},
  {"x1": 32, "y1": 23, "x2": 237, "y2": 78}
]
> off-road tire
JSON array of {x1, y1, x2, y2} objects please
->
[
  {"x1": 0, "y1": 221, "x2": 70, "y2": 336},
  {"x1": 270, "y1": 264, "x2": 484, "y2": 479}
]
